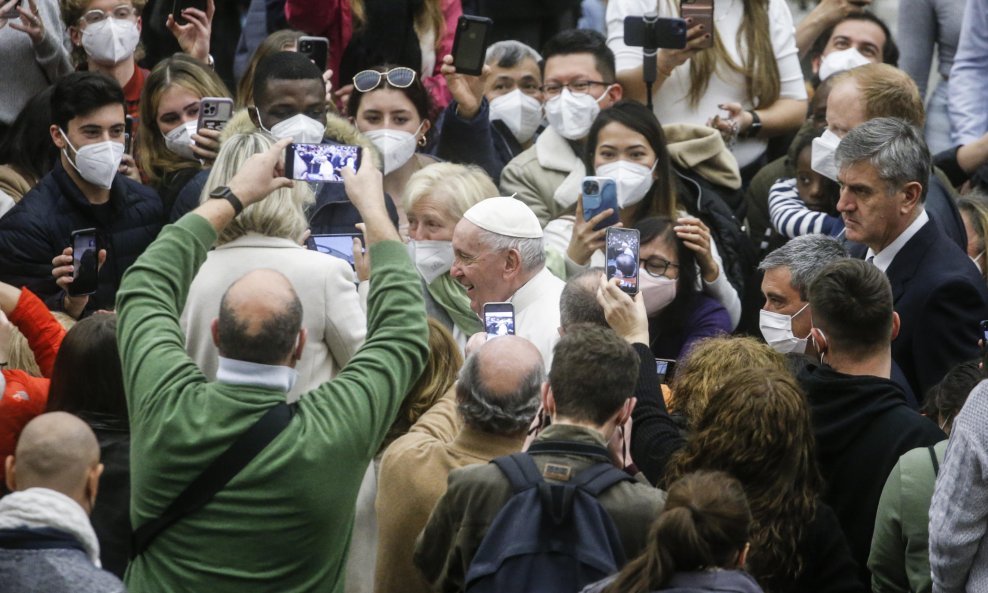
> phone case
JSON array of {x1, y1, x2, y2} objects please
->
[
  {"x1": 299, "y1": 36, "x2": 329, "y2": 72},
  {"x1": 582, "y1": 177, "x2": 620, "y2": 231},
  {"x1": 172, "y1": 0, "x2": 207, "y2": 26},
  {"x1": 680, "y1": 0, "x2": 714, "y2": 48},
  {"x1": 451, "y1": 15, "x2": 493, "y2": 76},
  {"x1": 197, "y1": 98, "x2": 234, "y2": 132}
]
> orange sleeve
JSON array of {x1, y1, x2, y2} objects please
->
[{"x1": 7, "y1": 288, "x2": 66, "y2": 378}]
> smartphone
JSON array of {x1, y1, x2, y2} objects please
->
[
  {"x1": 306, "y1": 233, "x2": 363, "y2": 268},
  {"x1": 68, "y1": 228, "x2": 99, "y2": 297},
  {"x1": 655, "y1": 358, "x2": 677, "y2": 384},
  {"x1": 285, "y1": 143, "x2": 362, "y2": 183},
  {"x1": 582, "y1": 176, "x2": 620, "y2": 231},
  {"x1": 451, "y1": 15, "x2": 493, "y2": 76},
  {"x1": 197, "y1": 97, "x2": 234, "y2": 132},
  {"x1": 680, "y1": 0, "x2": 714, "y2": 48},
  {"x1": 124, "y1": 115, "x2": 134, "y2": 155},
  {"x1": 606, "y1": 227, "x2": 641, "y2": 295},
  {"x1": 980, "y1": 320, "x2": 988, "y2": 350},
  {"x1": 171, "y1": 0, "x2": 207, "y2": 26},
  {"x1": 1, "y1": 0, "x2": 21, "y2": 19},
  {"x1": 623, "y1": 15, "x2": 688, "y2": 50},
  {"x1": 298, "y1": 36, "x2": 329, "y2": 72},
  {"x1": 484, "y1": 302, "x2": 515, "y2": 338}
]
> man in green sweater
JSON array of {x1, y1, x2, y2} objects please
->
[{"x1": 115, "y1": 137, "x2": 429, "y2": 592}]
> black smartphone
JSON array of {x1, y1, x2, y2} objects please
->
[
  {"x1": 285, "y1": 143, "x2": 361, "y2": 183},
  {"x1": 606, "y1": 227, "x2": 641, "y2": 295},
  {"x1": 680, "y1": 0, "x2": 714, "y2": 48},
  {"x1": 655, "y1": 358, "x2": 677, "y2": 383},
  {"x1": 623, "y1": 15, "x2": 688, "y2": 50},
  {"x1": 68, "y1": 228, "x2": 99, "y2": 297},
  {"x1": 298, "y1": 36, "x2": 329, "y2": 72},
  {"x1": 306, "y1": 233, "x2": 363, "y2": 268},
  {"x1": 197, "y1": 97, "x2": 234, "y2": 132},
  {"x1": 582, "y1": 176, "x2": 619, "y2": 231},
  {"x1": 124, "y1": 115, "x2": 133, "y2": 155},
  {"x1": 1, "y1": 0, "x2": 22, "y2": 20},
  {"x1": 451, "y1": 15, "x2": 493, "y2": 76},
  {"x1": 172, "y1": 0, "x2": 207, "y2": 26},
  {"x1": 484, "y1": 302, "x2": 515, "y2": 338}
]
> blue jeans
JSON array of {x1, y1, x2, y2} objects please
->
[{"x1": 926, "y1": 79, "x2": 954, "y2": 154}]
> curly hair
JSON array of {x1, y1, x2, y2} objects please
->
[
  {"x1": 664, "y1": 367, "x2": 822, "y2": 592},
  {"x1": 669, "y1": 336, "x2": 786, "y2": 429}
]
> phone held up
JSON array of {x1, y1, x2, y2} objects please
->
[
  {"x1": 197, "y1": 97, "x2": 234, "y2": 132},
  {"x1": 484, "y1": 302, "x2": 515, "y2": 338},
  {"x1": 680, "y1": 0, "x2": 714, "y2": 48},
  {"x1": 623, "y1": 14, "x2": 688, "y2": 50},
  {"x1": 451, "y1": 15, "x2": 493, "y2": 76},
  {"x1": 68, "y1": 228, "x2": 100, "y2": 297},
  {"x1": 171, "y1": 0, "x2": 207, "y2": 26},
  {"x1": 285, "y1": 143, "x2": 362, "y2": 183},
  {"x1": 298, "y1": 36, "x2": 329, "y2": 72},
  {"x1": 655, "y1": 358, "x2": 677, "y2": 384},
  {"x1": 306, "y1": 233, "x2": 364, "y2": 269},
  {"x1": 124, "y1": 115, "x2": 134, "y2": 155},
  {"x1": 606, "y1": 227, "x2": 641, "y2": 295},
  {"x1": 582, "y1": 176, "x2": 620, "y2": 231}
]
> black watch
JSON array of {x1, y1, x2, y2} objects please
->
[
  {"x1": 209, "y1": 186, "x2": 244, "y2": 215},
  {"x1": 743, "y1": 110, "x2": 762, "y2": 139}
]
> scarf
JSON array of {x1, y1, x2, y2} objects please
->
[{"x1": 0, "y1": 487, "x2": 101, "y2": 566}]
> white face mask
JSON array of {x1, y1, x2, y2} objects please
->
[
  {"x1": 60, "y1": 129, "x2": 124, "y2": 190},
  {"x1": 811, "y1": 129, "x2": 842, "y2": 182},
  {"x1": 544, "y1": 86, "x2": 611, "y2": 140},
  {"x1": 639, "y1": 268, "x2": 677, "y2": 315},
  {"x1": 407, "y1": 240, "x2": 454, "y2": 284},
  {"x1": 818, "y1": 47, "x2": 871, "y2": 82},
  {"x1": 596, "y1": 160, "x2": 656, "y2": 208},
  {"x1": 366, "y1": 122, "x2": 423, "y2": 175},
  {"x1": 489, "y1": 89, "x2": 542, "y2": 144},
  {"x1": 81, "y1": 18, "x2": 140, "y2": 65},
  {"x1": 163, "y1": 121, "x2": 198, "y2": 161},
  {"x1": 759, "y1": 303, "x2": 810, "y2": 354},
  {"x1": 258, "y1": 112, "x2": 327, "y2": 145}
]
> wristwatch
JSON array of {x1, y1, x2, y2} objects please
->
[
  {"x1": 209, "y1": 185, "x2": 244, "y2": 215},
  {"x1": 743, "y1": 110, "x2": 762, "y2": 138}
]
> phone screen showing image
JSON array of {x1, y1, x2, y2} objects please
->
[
  {"x1": 288, "y1": 143, "x2": 361, "y2": 183},
  {"x1": 69, "y1": 230, "x2": 99, "y2": 296},
  {"x1": 306, "y1": 234, "x2": 361, "y2": 268},
  {"x1": 484, "y1": 303, "x2": 515, "y2": 338},
  {"x1": 606, "y1": 227, "x2": 641, "y2": 295}
]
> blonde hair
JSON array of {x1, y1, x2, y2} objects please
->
[
  {"x1": 7, "y1": 313, "x2": 77, "y2": 377},
  {"x1": 669, "y1": 336, "x2": 787, "y2": 428},
  {"x1": 200, "y1": 132, "x2": 315, "y2": 245},
  {"x1": 403, "y1": 162, "x2": 498, "y2": 221},
  {"x1": 830, "y1": 64, "x2": 925, "y2": 127},
  {"x1": 138, "y1": 54, "x2": 232, "y2": 185},
  {"x1": 236, "y1": 29, "x2": 305, "y2": 109}
]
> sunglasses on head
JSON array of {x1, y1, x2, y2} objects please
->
[{"x1": 352, "y1": 67, "x2": 417, "y2": 93}]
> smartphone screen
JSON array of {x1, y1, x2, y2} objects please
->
[
  {"x1": 69, "y1": 229, "x2": 99, "y2": 296},
  {"x1": 197, "y1": 97, "x2": 234, "y2": 132},
  {"x1": 306, "y1": 234, "x2": 362, "y2": 268},
  {"x1": 655, "y1": 358, "x2": 677, "y2": 383},
  {"x1": 484, "y1": 302, "x2": 515, "y2": 338},
  {"x1": 606, "y1": 227, "x2": 641, "y2": 295},
  {"x1": 287, "y1": 143, "x2": 361, "y2": 183},
  {"x1": 452, "y1": 15, "x2": 493, "y2": 76},
  {"x1": 298, "y1": 36, "x2": 329, "y2": 72}
]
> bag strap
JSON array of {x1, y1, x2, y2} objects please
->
[
  {"x1": 526, "y1": 440, "x2": 613, "y2": 464},
  {"x1": 130, "y1": 402, "x2": 297, "y2": 558},
  {"x1": 929, "y1": 445, "x2": 940, "y2": 477},
  {"x1": 570, "y1": 462, "x2": 635, "y2": 497},
  {"x1": 492, "y1": 452, "x2": 544, "y2": 493}
]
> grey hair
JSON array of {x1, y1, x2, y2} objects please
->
[
  {"x1": 758, "y1": 235, "x2": 848, "y2": 301},
  {"x1": 456, "y1": 351, "x2": 544, "y2": 435},
  {"x1": 485, "y1": 40, "x2": 542, "y2": 68},
  {"x1": 560, "y1": 267, "x2": 607, "y2": 330},
  {"x1": 835, "y1": 117, "x2": 931, "y2": 201},
  {"x1": 478, "y1": 228, "x2": 546, "y2": 272}
]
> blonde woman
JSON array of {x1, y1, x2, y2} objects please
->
[
  {"x1": 179, "y1": 132, "x2": 366, "y2": 402},
  {"x1": 606, "y1": 0, "x2": 807, "y2": 171}
]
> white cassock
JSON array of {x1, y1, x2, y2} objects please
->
[{"x1": 509, "y1": 267, "x2": 565, "y2": 370}]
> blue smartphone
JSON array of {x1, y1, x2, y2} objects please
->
[{"x1": 582, "y1": 176, "x2": 620, "y2": 230}]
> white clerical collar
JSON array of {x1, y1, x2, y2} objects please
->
[
  {"x1": 866, "y1": 209, "x2": 929, "y2": 273},
  {"x1": 216, "y1": 356, "x2": 298, "y2": 393},
  {"x1": 509, "y1": 267, "x2": 551, "y2": 311}
]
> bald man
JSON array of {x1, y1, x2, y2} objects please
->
[
  {"x1": 375, "y1": 335, "x2": 544, "y2": 593},
  {"x1": 115, "y1": 139, "x2": 430, "y2": 592},
  {"x1": 0, "y1": 412, "x2": 123, "y2": 592}
]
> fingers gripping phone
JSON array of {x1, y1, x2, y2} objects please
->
[
  {"x1": 172, "y1": 0, "x2": 207, "y2": 26},
  {"x1": 606, "y1": 227, "x2": 641, "y2": 295},
  {"x1": 484, "y1": 302, "x2": 515, "y2": 338},
  {"x1": 197, "y1": 97, "x2": 234, "y2": 132},
  {"x1": 285, "y1": 143, "x2": 362, "y2": 183},
  {"x1": 451, "y1": 15, "x2": 493, "y2": 76},
  {"x1": 299, "y1": 36, "x2": 329, "y2": 72},
  {"x1": 582, "y1": 176, "x2": 620, "y2": 231},
  {"x1": 1, "y1": 0, "x2": 22, "y2": 19},
  {"x1": 680, "y1": 0, "x2": 714, "y2": 48},
  {"x1": 68, "y1": 228, "x2": 100, "y2": 297}
]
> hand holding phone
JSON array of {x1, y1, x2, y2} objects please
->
[
  {"x1": 606, "y1": 227, "x2": 641, "y2": 295},
  {"x1": 451, "y1": 15, "x2": 493, "y2": 76},
  {"x1": 582, "y1": 177, "x2": 620, "y2": 230},
  {"x1": 67, "y1": 229, "x2": 100, "y2": 297},
  {"x1": 484, "y1": 302, "x2": 515, "y2": 338},
  {"x1": 197, "y1": 97, "x2": 233, "y2": 132},
  {"x1": 679, "y1": 0, "x2": 714, "y2": 48}
]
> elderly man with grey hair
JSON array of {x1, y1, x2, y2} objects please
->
[
  {"x1": 437, "y1": 39, "x2": 544, "y2": 183},
  {"x1": 451, "y1": 196, "x2": 565, "y2": 368},
  {"x1": 835, "y1": 116, "x2": 988, "y2": 399}
]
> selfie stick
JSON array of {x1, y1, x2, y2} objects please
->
[{"x1": 642, "y1": 12, "x2": 659, "y2": 112}]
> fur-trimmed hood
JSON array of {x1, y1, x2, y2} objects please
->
[{"x1": 663, "y1": 123, "x2": 742, "y2": 190}]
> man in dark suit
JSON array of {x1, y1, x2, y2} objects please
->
[{"x1": 835, "y1": 117, "x2": 988, "y2": 399}]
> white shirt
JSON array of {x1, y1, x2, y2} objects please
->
[
  {"x1": 867, "y1": 209, "x2": 930, "y2": 272},
  {"x1": 605, "y1": 0, "x2": 807, "y2": 168},
  {"x1": 509, "y1": 267, "x2": 565, "y2": 369}
]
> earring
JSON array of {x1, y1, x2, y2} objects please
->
[{"x1": 418, "y1": 135, "x2": 427, "y2": 147}]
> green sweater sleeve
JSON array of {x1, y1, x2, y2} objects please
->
[
  {"x1": 301, "y1": 239, "x2": 429, "y2": 460},
  {"x1": 869, "y1": 458, "x2": 910, "y2": 593},
  {"x1": 116, "y1": 215, "x2": 214, "y2": 418}
]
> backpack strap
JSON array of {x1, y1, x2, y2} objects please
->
[
  {"x1": 570, "y1": 462, "x2": 635, "y2": 497},
  {"x1": 526, "y1": 440, "x2": 613, "y2": 464},
  {"x1": 929, "y1": 445, "x2": 940, "y2": 477},
  {"x1": 130, "y1": 401, "x2": 297, "y2": 559},
  {"x1": 492, "y1": 452, "x2": 544, "y2": 493}
]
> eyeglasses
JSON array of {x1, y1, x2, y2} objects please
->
[
  {"x1": 352, "y1": 67, "x2": 417, "y2": 93},
  {"x1": 642, "y1": 257, "x2": 679, "y2": 278},
  {"x1": 541, "y1": 80, "x2": 611, "y2": 97},
  {"x1": 80, "y1": 4, "x2": 137, "y2": 24}
]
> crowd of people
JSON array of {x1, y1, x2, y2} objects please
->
[{"x1": 3, "y1": 0, "x2": 988, "y2": 592}]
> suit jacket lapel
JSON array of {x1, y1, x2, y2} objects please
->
[{"x1": 884, "y1": 220, "x2": 936, "y2": 303}]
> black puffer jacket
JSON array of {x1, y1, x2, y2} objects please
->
[{"x1": 0, "y1": 161, "x2": 163, "y2": 314}]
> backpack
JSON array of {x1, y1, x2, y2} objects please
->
[{"x1": 464, "y1": 441, "x2": 635, "y2": 593}]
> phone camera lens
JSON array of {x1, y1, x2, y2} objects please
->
[{"x1": 583, "y1": 181, "x2": 599, "y2": 194}]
